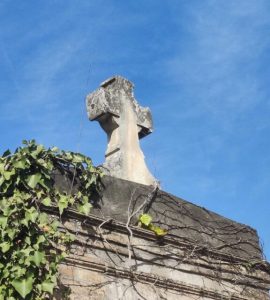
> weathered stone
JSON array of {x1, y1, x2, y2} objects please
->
[
  {"x1": 51, "y1": 201, "x2": 270, "y2": 300},
  {"x1": 86, "y1": 76, "x2": 156, "y2": 186},
  {"x1": 91, "y1": 176, "x2": 263, "y2": 260},
  {"x1": 50, "y1": 174, "x2": 270, "y2": 299},
  {"x1": 52, "y1": 173, "x2": 263, "y2": 260}
]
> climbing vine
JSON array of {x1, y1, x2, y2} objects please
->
[{"x1": 0, "y1": 140, "x2": 102, "y2": 299}]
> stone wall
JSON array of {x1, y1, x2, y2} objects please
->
[{"x1": 51, "y1": 176, "x2": 270, "y2": 299}]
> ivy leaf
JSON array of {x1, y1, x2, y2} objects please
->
[
  {"x1": 77, "y1": 202, "x2": 92, "y2": 215},
  {"x1": 2, "y1": 149, "x2": 11, "y2": 157},
  {"x1": 3, "y1": 170, "x2": 15, "y2": 180},
  {"x1": 72, "y1": 153, "x2": 84, "y2": 163},
  {"x1": 0, "y1": 176, "x2": 5, "y2": 187},
  {"x1": 30, "y1": 145, "x2": 44, "y2": 159},
  {"x1": 36, "y1": 235, "x2": 46, "y2": 245},
  {"x1": 41, "y1": 280, "x2": 55, "y2": 294},
  {"x1": 0, "y1": 216, "x2": 8, "y2": 229},
  {"x1": 0, "y1": 242, "x2": 11, "y2": 253},
  {"x1": 11, "y1": 275, "x2": 33, "y2": 298},
  {"x1": 30, "y1": 251, "x2": 45, "y2": 267},
  {"x1": 6, "y1": 228, "x2": 17, "y2": 240},
  {"x1": 0, "y1": 163, "x2": 5, "y2": 174},
  {"x1": 85, "y1": 175, "x2": 96, "y2": 188},
  {"x1": 139, "y1": 214, "x2": 152, "y2": 226},
  {"x1": 39, "y1": 177, "x2": 50, "y2": 191},
  {"x1": 26, "y1": 173, "x2": 42, "y2": 189},
  {"x1": 149, "y1": 224, "x2": 168, "y2": 236},
  {"x1": 41, "y1": 197, "x2": 51, "y2": 206},
  {"x1": 58, "y1": 195, "x2": 69, "y2": 215},
  {"x1": 0, "y1": 291, "x2": 5, "y2": 300},
  {"x1": 36, "y1": 144, "x2": 44, "y2": 155},
  {"x1": 36, "y1": 190, "x2": 44, "y2": 199},
  {"x1": 50, "y1": 220, "x2": 60, "y2": 231},
  {"x1": 38, "y1": 213, "x2": 48, "y2": 225},
  {"x1": 51, "y1": 146, "x2": 59, "y2": 153},
  {"x1": 11, "y1": 264, "x2": 27, "y2": 277},
  {"x1": 25, "y1": 207, "x2": 38, "y2": 223},
  {"x1": 13, "y1": 159, "x2": 26, "y2": 169}
]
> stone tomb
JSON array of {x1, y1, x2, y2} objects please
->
[
  {"x1": 51, "y1": 76, "x2": 270, "y2": 299},
  {"x1": 52, "y1": 176, "x2": 270, "y2": 300}
]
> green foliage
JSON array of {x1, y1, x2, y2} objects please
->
[
  {"x1": 0, "y1": 140, "x2": 102, "y2": 299},
  {"x1": 139, "y1": 213, "x2": 152, "y2": 226},
  {"x1": 138, "y1": 214, "x2": 167, "y2": 237}
]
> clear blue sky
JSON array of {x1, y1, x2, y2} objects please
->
[{"x1": 0, "y1": 1, "x2": 269, "y2": 259}]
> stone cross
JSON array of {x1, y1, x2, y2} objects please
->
[{"x1": 86, "y1": 76, "x2": 156, "y2": 186}]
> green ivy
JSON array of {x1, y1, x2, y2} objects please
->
[
  {"x1": 138, "y1": 214, "x2": 167, "y2": 236},
  {"x1": 0, "y1": 140, "x2": 102, "y2": 299}
]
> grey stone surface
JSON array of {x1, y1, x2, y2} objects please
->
[
  {"x1": 87, "y1": 76, "x2": 153, "y2": 135},
  {"x1": 91, "y1": 175, "x2": 263, "y2": 260},
  {"x1": 52, "y1": 168, "x2": 263, "y2": 260},
  {"x1": 51, "y1": 173, "x2": 270, "y2": 299},
  {"x1": 86, "y1": 76, "x2": 156, "y2": 186},
  {"x1": 56, "y1": 233, "x2": 270, "y2": 300}
]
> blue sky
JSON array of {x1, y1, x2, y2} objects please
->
[{"x1": 0, "y1": 1, "x2": 269, "y2": 259}]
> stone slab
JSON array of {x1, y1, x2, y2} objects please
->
[
  {"x1": 52, "y1": 171, "x2": 263, "y2": 260},
  {"x1": 91, "y1": 176, "x2": 262, "y2": 260}
]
